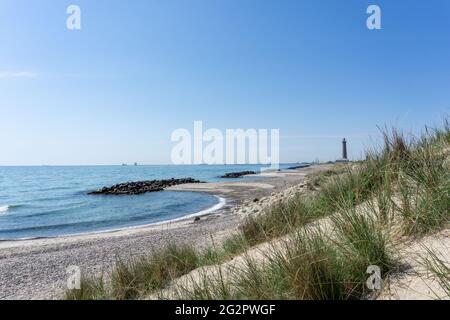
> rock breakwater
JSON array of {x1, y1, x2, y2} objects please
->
[
  {"x1": 89, "y1": 178, "x2": 202, "y2": 195},
  {"x1": 220, "y1": 171, "x2": 256, "y2": 179}
]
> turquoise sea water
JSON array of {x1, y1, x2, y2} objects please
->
[{"x1": 0, "y1": 164, "x2": 302, "y2": 240}]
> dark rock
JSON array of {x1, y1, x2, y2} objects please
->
[
  {"x1": 88, "y1": 178, "x2": 202, "y2": 195},
  {"x1": 286, "y1": 164, "x2": 311, "y2": 170},
  {"x1": 220, "y1": 171, "x2": 256, "y2": 179},
  {"x1": 194, "y1": 217, "x2": 201, "y2": 222},
  {"x1": 253, "y1": 198, "x2": 259, "y2": 202}
]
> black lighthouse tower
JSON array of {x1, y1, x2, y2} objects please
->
[{"x1": 342, "y1": 138, "x2": 348, "y2": 160}]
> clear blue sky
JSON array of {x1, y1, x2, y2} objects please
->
[{"x1": 1, "y1": 0, "x2": 449, "y2": 165}]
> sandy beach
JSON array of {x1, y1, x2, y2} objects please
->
[{"x1": 0, "y1": 165, "x2": 327, "y2": 300}]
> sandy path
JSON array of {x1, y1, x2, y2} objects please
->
[{"x1": 379, "y1": 229, "x2": 450, "y2": 300}]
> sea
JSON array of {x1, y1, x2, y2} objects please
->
[{"x1": 0, "y1": 164, "x2": 303, "y2": 240}]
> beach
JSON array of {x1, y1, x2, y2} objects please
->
[{"x1": 0, "y1": 165, "x2": 327, "y2": 300}]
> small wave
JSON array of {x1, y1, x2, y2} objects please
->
[
  {"x1": 0, "y1": 204, "x2": 27, "y2": 216},
  {"x1": 0, "y1": 205, "x2": 10, "y2": 214},
  {"x1": 0, "y1": 204, "x2": 24, "y2": 211},
  {"x1": 0, "y1": 204, "x2": 25, "y2": 214}
]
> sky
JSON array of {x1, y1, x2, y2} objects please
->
[{"x1": 0, "y1": 0, "x2": 449, "y2": 165}]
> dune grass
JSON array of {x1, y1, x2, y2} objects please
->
[
  {"x1": 176, "y1": 206, "x2": 395, "y2": 300},
  {"x1": 66, "y1": 118, "x2": 449, "y2": 300},
  {"x1": 65, "y1": 239, "x2": 250, "y2": 300},
  {"x1": 240, "y1": 159, "x2": 388, "y2": 246},
  {"x1": 66, "y1": 244, "x2": 200, "y2": 300},
  {"x1": 422, "y1": 248, "x2": 450, "y2": 297},
  {"x1": 65, "y1": 276, "x2": 108, "y2": 300}
]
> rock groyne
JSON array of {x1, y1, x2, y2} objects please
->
[
  {"x1": 89, "y1": 178, "x2": 202, "y2": 195},
  {"x1": 220, "y1": 171, "x2": 256, "y2": 179}
]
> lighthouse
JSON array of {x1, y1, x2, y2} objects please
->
[
  {"x1": 336, "y1": 138, "x2": 349, "y2": 163},
  {"x1": 342, "y1": 138, "x2": 348, "y2": 160}
]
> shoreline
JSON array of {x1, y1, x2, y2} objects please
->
[
  {"x1": 0, "y1": 165, "x2": 330, "y2": 300},
  {"x1": 0, "y1": 195, "x2": 227, "y2": 243},
  {"x1": 0, "y1": 173, "x2": 280, "y2": 245}
]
